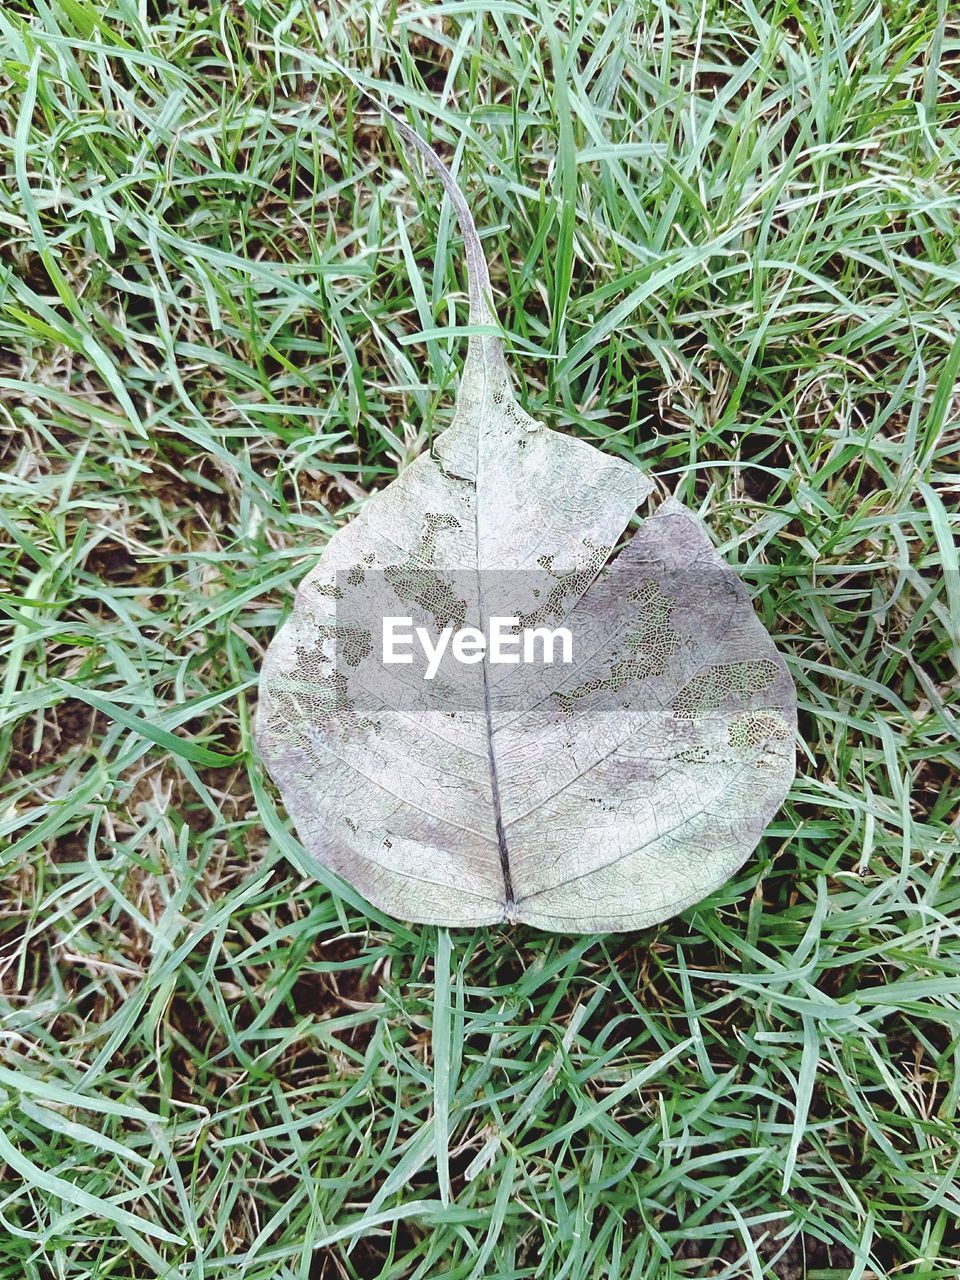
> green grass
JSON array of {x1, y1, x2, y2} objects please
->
[{"x1": 1, "y1": 0, "x2": 959, "y2": 1275}]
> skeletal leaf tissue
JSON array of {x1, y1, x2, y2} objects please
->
[{"x1": 256, "y1": 119, "x2": 797, "y2": 933}]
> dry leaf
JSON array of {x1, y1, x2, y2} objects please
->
[{"x1": 256, "y1": 119, "x2": 797, "y2": 933}]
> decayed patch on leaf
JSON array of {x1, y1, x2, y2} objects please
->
[{"x1": 256, "y1": 118, "x2": 797, "y2": 934}]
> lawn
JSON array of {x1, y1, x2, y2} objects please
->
[{"x1": 1, "y1": 0, "x2": 959, "y2": 1276}]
